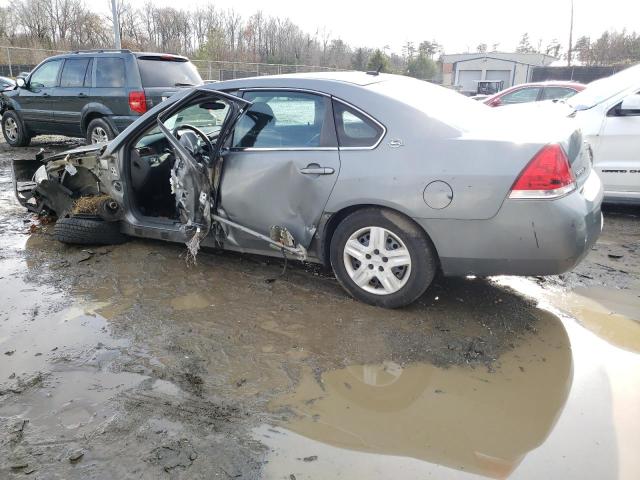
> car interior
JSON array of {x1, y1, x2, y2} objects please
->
[
  {"x1": 129, "y1": 100, "x2": 229, "y2": 219},
  {"x1": 231, "y1": 98, "x2": 325, "y2": 148}
]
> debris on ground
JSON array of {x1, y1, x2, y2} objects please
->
[
  {"x1": 68, "y1": 449, "x2": 85, "y2": 463},
  {"x1": 149, "y1": 439, "x2": 198, "y2": 472},
  {"x1": 76, "y1": 250, "x2": 93, "y2": 263}
]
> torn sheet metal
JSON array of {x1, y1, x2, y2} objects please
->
[
  {"x1": 11, "y1": 143, "x2": 121, "y2": 218},
  {"x1": 218, "y1": 149, "x2": 340, "y2": 252},
  {"x1": 213, "y1": 214, "x2": 307, "y2": 260},
  {"x1": 169, "y1": 154, "x2": 213, "y2": 263}
]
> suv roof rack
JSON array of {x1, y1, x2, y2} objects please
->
[{"x1": 71, "y1": 49, "x2": 132, "y2": 54}]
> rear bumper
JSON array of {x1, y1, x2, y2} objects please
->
[
  {"x1": 603, "y1": 189, "x2": 640, "y2": 205},
  {"x1": 108, "y1": 115, "x2": 139, "y2": 134},
  {"x1": 418, "y1": 170, "x2": 604, "y2": 277}
]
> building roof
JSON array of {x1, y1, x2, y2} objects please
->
[{"x1": 441, "y1": 52, "x2": 557, "y2": 66}]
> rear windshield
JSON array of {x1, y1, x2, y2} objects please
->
[
  {"x1": 567, "y1": 63, "x2": 640, "y2": 110},
  {"x1": 136, "y1": 57, "x2": 202, "y2": 88},
  {"x1": 368, "y1": 75, "x2": 490, "y2": 133}
]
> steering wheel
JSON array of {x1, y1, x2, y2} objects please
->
[{"x1": 172, "y1": 124, "x2": 215, "y2": 165}]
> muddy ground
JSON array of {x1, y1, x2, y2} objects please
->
[{"x1": 1, "y1": 137, "x2": 639, "y2": 479}]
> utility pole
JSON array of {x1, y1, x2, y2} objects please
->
[
  {"x1": 567, "y1": 0, "x2": 574, "y2": 66},
  {"x1": 111, "y1": 0, "x2": 122, "y2": 49}
]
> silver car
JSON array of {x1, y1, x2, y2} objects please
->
[{"x1": 12, "y1": 72, "x2": 603, "y2": 308}]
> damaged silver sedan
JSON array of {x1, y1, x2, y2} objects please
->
[{"x1": 12, "y1": 72, "x2": 603, "y2": 308}]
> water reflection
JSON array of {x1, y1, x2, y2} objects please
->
[
  {"x1": 269, "y1": 311, "x2": 573, "y2": 478},
  {"x1": 563, "y1": 286, "x2": 640, "y2": 353},
  {"x1": 497, "y1": 277, "x2": 640, "y2": 355}
]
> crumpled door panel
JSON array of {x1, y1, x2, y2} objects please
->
[{"x1": 219, "y1": 149, "x2": 340, "y2": 251}]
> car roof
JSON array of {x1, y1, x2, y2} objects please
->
[
  {"x1": 483, "y1": 81, "x2": 585, "y2": 102},
  {"x1": 211, "y1": 71, "x2": 389, "y2": 90},
  {"x1": 40, "y1": 50, "x2": 188, "y2": 61},
  {"x1": 504, "y1": 81, "x2": 585, "y2": 89}
]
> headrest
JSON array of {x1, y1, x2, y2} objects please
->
[{"x1": 248, "y1": 102, "x2": 275, "y2": 126}]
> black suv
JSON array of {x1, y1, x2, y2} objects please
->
[{"x1": 1, "y1": 49, "x2": 202, "y2": 146}]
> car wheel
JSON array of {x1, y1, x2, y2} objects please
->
[
  {"x1": 330, "y1": 208, "x2": 437, "y2": 308},
  {"x1": 54, "y1": 215, "x2": 127, "y2": 245},
  {"x1": 86, "y1": 118, "x2": 115, "y2": 144},
  {"x1": 2, "y1": 111, "x2": 31, "y2": 147}
]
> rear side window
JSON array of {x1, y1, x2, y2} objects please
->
[
  {"x1": 541, "y1": 86, "x2": 578, "y2": 101},
  {"x1": 137, "y1": 57, "x2": 202, "y2": 88},
  {"x1": 500, "y1": 87, "x2": 541, "y2": 104},
  {"x1": 30, "y1": 60, "x2": 62, "y2": 88},
  {"x1": 60, "y1": 58, "x2": 90, "y2": 87},
  {"x1": 95, "y1": 57, "x2": 125, "y2": 88},
  {"x1": 333, "y1": 101, "x2": 384, "y2": 148}
]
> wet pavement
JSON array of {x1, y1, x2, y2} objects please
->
[{"x1": 1, "y1": 138, "x2": 639, "y2": 479}]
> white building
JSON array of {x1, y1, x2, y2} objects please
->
[{"x1": 441, "y1": 52, "x2": 557, "y2": 94}]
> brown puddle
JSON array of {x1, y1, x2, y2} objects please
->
[
  {"x1": 262, "y1": 310, "x2": 572, "y2": 479},
  {"x1": 258, "y1": 284, "x2": 640, "y2": 479},
  {"x1": 498, "y1": 277, "x2": 640, "y2": 354},
  {"x1": 170, "y1": 292, "x2": 213, "y2": 310},
  {"x1": 565, "y1": 286, "x2": 640, "y2": 353}
]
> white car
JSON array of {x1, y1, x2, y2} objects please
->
[{"x1": 501, "y1": 64, "x2": 640, "y2": 204}]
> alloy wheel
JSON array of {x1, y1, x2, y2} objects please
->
[
  {"x1": 4, "y1": 117, "x2": 18, "y2": 142},
  {"x1": 90, "y1": 126, "x2": 109, "y2": 144}
]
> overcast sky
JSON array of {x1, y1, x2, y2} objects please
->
[{"x1": 15, "y1": 0, "x2": 640, "y2": 55}]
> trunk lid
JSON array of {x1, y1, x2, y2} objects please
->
[
  {"x1": 562, "y1": 129, "x2": 592, "y2": 190},
  {"x1": 488, "y1": 104, "x2": 592, "y2": 189}
]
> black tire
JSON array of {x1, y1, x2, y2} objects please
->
[
  {"x1": 330, "y1": 208, "x2": 438, "y2": 308},
  {"x1": 85, "y1": 118, "x2": 115, "y2": 144},
  {"x1": 2, "y1": 111, "x2": 31, "y2": 147},
  {"x1": 54, "y1": 216, "x2": 127, "y2": 245}
]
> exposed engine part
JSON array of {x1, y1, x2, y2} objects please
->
[{"x1": 72, "y1": 195, "x2": 123, "y2": 222}]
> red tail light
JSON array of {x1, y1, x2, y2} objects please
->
[
  {"x1": 509, "y1": 144, "x2": 576, "y2": 199},
  {"x1": 128, "y1": 91, "x2": 147, "y2": 114}
]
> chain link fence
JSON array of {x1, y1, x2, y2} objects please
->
[
  {"x1": 190, "y1": 59, "x2": 339, "y2": 81},
  {"x1": 0, "y1": 45, "x2": 340, "y2": 80},
  {"x1": 530, "y1": 65, "x2": 627, "y2": 84},
  {"x1": 0, "y1": 45, "x2": 67, "y2": 77}
]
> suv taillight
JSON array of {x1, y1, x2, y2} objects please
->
[
  {"x1": 509, "y1": 144, "x2": 576, "y2": 199},
  {"x1": 129, "y1": 91, "x2": 147, "y2": 114}
]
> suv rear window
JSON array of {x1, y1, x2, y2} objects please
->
[
  {"x1": 137, "y1": 57, "x2": 202, "y2": 88},
  {"x1": 96, "y1": 57, "x2": 125, "y2": 88}
]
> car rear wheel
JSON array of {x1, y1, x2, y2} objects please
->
[
  {"x1": 86, "y1": 118, "x2": 115, "y2": 144},
  {"x1": 2, "y1": 111, "x2": 31, "y2": 147},
  {"x1": 330, "y1": 208, "x2": 437, "y2": 308}
]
